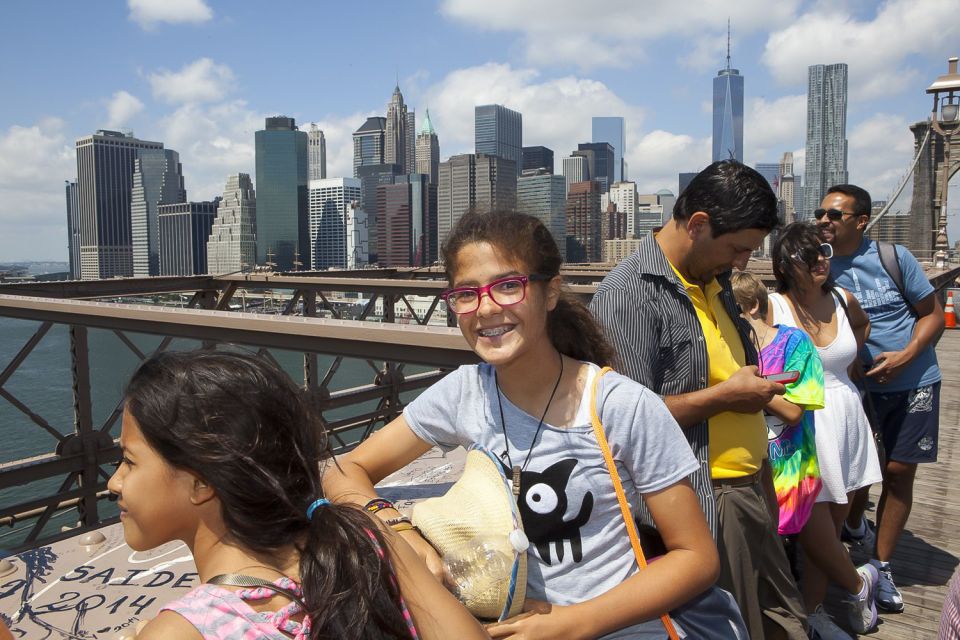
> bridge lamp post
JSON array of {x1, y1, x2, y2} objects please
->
[{"x1": 927, "y1": 56, "x2": 960, "y2": 267}]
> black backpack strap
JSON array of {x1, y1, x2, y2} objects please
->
[
  {"x1": 876, "y1": 241, "x2": 916, "y2": 316},
  {"x1": 830, "y1": 287, "x2": 849, "y2": 317}
]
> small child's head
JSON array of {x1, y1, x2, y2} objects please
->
[
  {"x1": 731, "y1": 271, "x2": 769, "y2": 320},
  {"x1": 111, "y1": 350, "x2": 325, "y2": 552},
  {"x1": 441, "y1": 209, "x2": 614, "y2": 366}
]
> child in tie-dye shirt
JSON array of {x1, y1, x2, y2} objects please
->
[{"x1": 731, "y1": 272, "x2": 824, "y2": 536}]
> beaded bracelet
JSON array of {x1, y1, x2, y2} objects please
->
[{"x1": 363, "y1": 498, "x2": 396, "y2": 514}]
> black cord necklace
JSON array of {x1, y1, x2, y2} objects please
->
[{"x1": 494, "y1": 353, "x2": 564, "y2": 498}]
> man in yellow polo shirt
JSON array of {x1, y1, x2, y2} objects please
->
[{"x1": 592, "y1": 160, "x2": 807, "y2": 639}]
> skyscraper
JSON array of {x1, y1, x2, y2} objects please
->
[
  {"x1": 779, "y1": 151, "x2": 796, "y2": 224},
  {"x1": 385, "y1": 85, "x2": 416, "y2": 174},
  {"x1": 75, "y1": 130, "x2": 164, "y2": 280},
  {"x1": 357, "y1": 163, "x2": 404, "y2": 265},
  {"x1": 754, "y1": 163, "x2": 781, "y2": 194},
  {"x1": 307, "y1": 177, "x2": 364, "y2": 270},
  {"x1": 678, "y1": 172, "x2": 699, "y2": 196},
  {"x1": 804, "y1": 63, "x2": 848, "y2": 219},
  {"x1": 592, "y1": 117, "x2": 626, "y2": 182},
  {"x1": 562, "y1": 155, "x2": 589, "y2": 195},
  {"x1": 607, "y1": 181, "x2": 638, "y2": 237},
  {"x1": 517, "y1": 169, "x2": 567, "y2": 258},
  {"x1": 65, "y1": 181, "x2": 79, "y2": 279},
  {"x1": 565, "y1": 181, "x2": 603, "y2": 262},
  {"x1": 131, "y1": 148, "x2": 186, "y2": 277},
  {"x1": 306, "y1": 123, "x2": 327, "y2": 181},
  {"x1": 255, "y1": 116, "x2": 308, "y2": 270},
  {"x1": 159, "y1": 201, "x2": 218, "y2": 276},
  {"x1": 353, "y1": 117, "x2": 387, "y2": 177},
  {"x1": 415, "y1": 109, "x2": 440, "y2": 185},
  {"x1": 712, "y1": 24, "x2": 744, "y2": 163},
  {"x1": 437, "y1": 153, "x2": 517, "y2": 249},
  {"x1": 475, "y1": 105, "x2": 522, "y2": 176},
  {"x1": 522, "y1": 146, "x2": 554, "y2": 174},
  {"x1": 206, "y1": 173, "x2": 257, "y2": 275},
  {"x1": 574, "y1": 143, "x2": 615, "y2": 192},
  {"x1": 377, "y1": 174, "x2": 438, "y2": 267}
]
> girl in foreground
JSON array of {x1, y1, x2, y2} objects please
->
[
  {"x1": 324, "y1": 211, "x2": 720, "y2": 639},
  {"x1": 769, "y1": 222, "x2": 883, "y2": 637},
  {"x1": 108, "y1": 350, "x2": 487, "y2": 640}
]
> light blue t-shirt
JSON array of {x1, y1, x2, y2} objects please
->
[
  {"x1": 830, "y1": 239, "x2": 941, "y2": 392},
  {"x1": 404, "y1": 363, "x2": 699, "y2": 639}
]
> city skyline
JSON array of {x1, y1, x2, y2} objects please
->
[{"x1": 1, "y1": 0, "x2": 959, "y2": 260}]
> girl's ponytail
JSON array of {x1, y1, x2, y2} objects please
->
[
  {"x1": 299, "y1": 504, "x2": 413, "y2": 640},
  {"x1": 548, "y1": 293, "x2": 615, "y2": 366}
]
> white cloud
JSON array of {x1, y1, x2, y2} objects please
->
[
  {"x1": 0, "y1": 119, "x2": 75, "y2": 259},
  {"x1": 105, "y1": 91, "x2": 144, "y2": 129},
  {"x1": 420, "y1": 63, "x2": 642, "y2": 166},
  {"x1": 743, "y1": 94, "x2": 806, "y2": 165},
  {"x1": 148, "y1": 58, "x2": 235, "y2": 105},
  {"x1": 627, "y1": 131, "x2": 711, "y2": 194},
  {"x1": 128, "y1": 0, "x2": 212, "y2": 30},
  {"x1": 763, "y1": 0, "x2": 960, "y2": 99},
  {"x1": 847, "y1": 113, "x2": 917, "y2": 206},
  {"x1": 154, "y1": 101, "x2": 260, "y2": 200},
  {"x1": 441, "y1": 0, "x2": 801, "y2": 70}
]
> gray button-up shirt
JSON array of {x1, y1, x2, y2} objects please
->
[{"x1": 589, "y1": 232, "x2": 757, "y2": 537}]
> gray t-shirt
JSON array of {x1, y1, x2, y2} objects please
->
[{"x1": 404, "y1": 363, "x2": 699, "y2": 639}]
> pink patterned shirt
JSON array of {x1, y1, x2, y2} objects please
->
[
  {"x1": 161, "y1": 577, "x2": 312, "y2": 640},
  {"x1": 161, "y1": 531, "x2": 420, "y2": 639}
]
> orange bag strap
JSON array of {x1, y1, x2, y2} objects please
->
[{"x1": 590, "y1": 367, "x2": 680, "y2": 640}]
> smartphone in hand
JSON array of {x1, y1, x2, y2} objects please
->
[{"x1": 763, "y1": 370, "x2": 800, "y2": 384}]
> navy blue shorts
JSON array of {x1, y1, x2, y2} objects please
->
[{"x1": 869, "y1": 382, "x2": 940, "y2": 464}]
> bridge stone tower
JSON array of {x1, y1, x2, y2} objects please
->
[{"x1": 909, "y1": 121, "x2": 960, "y2": 257}]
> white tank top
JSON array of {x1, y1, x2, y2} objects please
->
[{"x1": 769, "y1": 288, "x2": 857, "y2": 389}]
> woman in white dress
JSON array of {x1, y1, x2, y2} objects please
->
[{"x1": 769, "y1": 222, "x2": 884, "y2": 638}]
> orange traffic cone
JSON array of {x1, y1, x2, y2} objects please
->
[{"x1": 946, "y1": 291, "x2": 957, "y2": 329}]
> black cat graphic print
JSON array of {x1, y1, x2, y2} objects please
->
[{"x1": 516, "y1": 459, "x2": 594, "y2": 565}]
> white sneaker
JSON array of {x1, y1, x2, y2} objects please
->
[
  {"x1": 870, "y1": 559, "x2": 905, "y2": 612},
  {"x1": 845, "y1": 563, "x2": 879, "y2": 633},
  {"x1": 807, "y1": 605, "x2": 853, "y2": 639},
  {"x1": 841, "y1": 516, "x2": 876, "y2": 553}
]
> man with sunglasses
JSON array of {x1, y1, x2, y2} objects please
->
[
  {"x1": 591, "y1": 161, "x2": 808, "y2": 639},
  {"x1": 819, "y1": 183, "x2": 945, "y2": 614}
]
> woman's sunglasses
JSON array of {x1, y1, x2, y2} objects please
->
[{"x1": 789, "y1": 243, "x2": 833, "y2": 265}]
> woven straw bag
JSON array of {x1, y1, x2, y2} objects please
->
[{"x1": 412, "y1": 447, "x2": 527, "y2": 621}]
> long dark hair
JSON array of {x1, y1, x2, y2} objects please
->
[
  {"x1": 124, "y1": 350, "x2": 413, "y2": 640},
  {"x1": 771, "y1": 222, "x2": 835, "y2": 294},
  {"x1": 441, "y1": 209, "x2": 615, "y2": 366}
]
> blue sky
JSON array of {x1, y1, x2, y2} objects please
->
[{"x1": 1, "y1": 0, "x2": 959, "y2": 261}]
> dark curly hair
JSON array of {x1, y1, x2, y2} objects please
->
[{"x1": 124, "y1": 350, "x2": 414, "y2": 640}]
